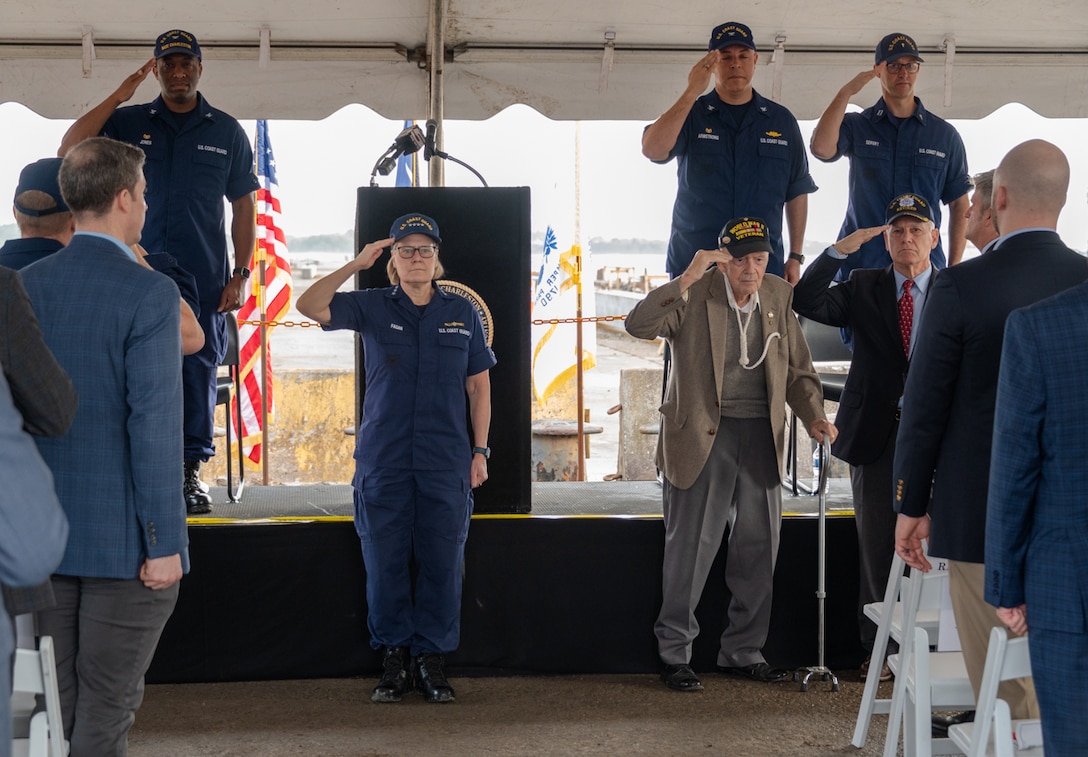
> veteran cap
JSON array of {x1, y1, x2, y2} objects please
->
[
  {"x1": 154, "y1": 29, "x2": 202, "y2": 60},
  {"x1": 875, "y1": 32, "x2": 924, "y2": 65},
  {"x1": 14, "y1": 158, "x2": 68, "y2": 217},
  {"x1": 390, "y1": 212, "x2": 441, "y2": 243},
  {"x1": 886, "y1": 193, "x2": 936, "y2": 225},
  {"x1": 708, "y1": 22, "x2": 756, "y2": 52},
  {"x1": 718, "y1": 217, "x2": 773, "y2": 258}
]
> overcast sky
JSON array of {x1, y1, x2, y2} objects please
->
[{"x1": 2, "y1": 100, "x2": 1086, "y2": 254}]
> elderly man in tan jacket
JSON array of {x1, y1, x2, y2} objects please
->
[{"x1": 627, "y1": 217, "x2": 836, "y2": 692}]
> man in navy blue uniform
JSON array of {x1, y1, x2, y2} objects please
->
[
  {"x1": 811, "y1": 32, "x2": 971, "y2": 277},
  {"x1": 297, "y1": 213, "x2": 494, "y2": 704},
  {"x1": 643, "y1": 21, "x2": 817, "y2": 283},
  {"x1": 0, "y1": 158, "x2": 74, "y2": 270},
  {"x1": 60, "y1": 29, "x2": 258, "y2": 514}
]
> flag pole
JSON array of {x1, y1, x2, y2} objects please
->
[
  {"x1": 574, "y1": 121, "x2": 585, "y2": 481},
  {"x1": 253, "y1": 124, "x2": 270, "y2": 485},
  {"x1": 258, "y1": 257, "x2": 269, "y2": 485}
]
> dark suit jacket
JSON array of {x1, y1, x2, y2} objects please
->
[
  {"x1": 893, "y1": 230, "x2": 1088, "y2": 562},
  {"x1": 21, "y1": 234, "x2": 190, "y2": 580},
  {"x1": 625, "y1": 270, "x2": 825, "y2": 489},
  {"x1": 0, "y1": 265, "x2": 76, "y2": 437},
  {"x1": 793, "y1": 252, "x2": 908, "y2": 466},
  {"x1": 986, "y1": 280, "x2": 1088, "y2": 633}
]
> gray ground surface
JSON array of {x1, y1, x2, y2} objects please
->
[{"x1": 130, "y1": 672, "x2": 899, "y2": 756}]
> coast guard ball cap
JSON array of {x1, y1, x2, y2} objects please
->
[
  {"x1": 390, "y1": 213, "x2": 441, "y2": 243},
  {"x1": 886, "y1": 193, "x2": 936, "y2": 225},
  {"x1": 14, "y1": 158, "x2": 68, "y2": 216},
  {"x1": 875, "y1": 32, "x2": 924, "y2": 65},
  {"x1": 718, "y1": 217, "x2": 773, "y2": 258},
  {"x1": 708, "y1": 22, "x2": 756, "y2": 52},
  {"x1": 155, "y1": 30, "x2": 202, "y2": 60}
]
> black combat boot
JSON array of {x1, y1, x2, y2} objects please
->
[
  {"x1": 184, "y1": 460, "x2": 213, "y2": 515},
  {"x1": 372, "y1": 646, "x2": 409, "y2": 703},
  {"x1": 415, "y1": 653, "x2": 455, "y2": 703}
]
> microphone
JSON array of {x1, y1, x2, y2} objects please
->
[
  {"x1": 424, "y1": 119, "x2": 437, "y2": 161},
  {"x1": 375, "y1": 124, "x2": 425, "y2": 177}
]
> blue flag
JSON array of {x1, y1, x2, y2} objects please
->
[{"x1": 395, "y1": 120, "x2": 419, "y2": 187}]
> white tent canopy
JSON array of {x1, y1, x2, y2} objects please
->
[{"x1": 2, "y1": 1, "x2": 1086, "y2": 122}]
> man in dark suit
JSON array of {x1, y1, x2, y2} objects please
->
[
  {"x1": 987, "y1": 278, "x2": 1088, "y2": 754},
  {"x1": 21, "y1": 137, "x2": 189, "y2": 755},
  {"x1": 793, "y1": 192, "x2": 938, "y2": 680},
  {"x1": 626, "y1": 217, "x2": 836, "y2": 691},
  {"x1": 893, "y1": 139, "x2": 1087, "y2": 719}
]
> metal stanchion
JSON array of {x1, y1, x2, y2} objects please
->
[{"x1": 794, "y1": 436, "x2": 840, "y2": 692}]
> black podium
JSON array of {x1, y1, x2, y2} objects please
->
[{"x1": 354, "y1": 187, "x2": 531, "y2": 514}]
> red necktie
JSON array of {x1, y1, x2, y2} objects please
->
[{"x1": 899, "y1": 280, "x2": 914, "y2": 357}]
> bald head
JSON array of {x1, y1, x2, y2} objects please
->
[{"x1": 992, "y1": 140, "x2": 1069, "y2": 234}]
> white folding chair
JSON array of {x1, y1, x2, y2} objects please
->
[
  {"x1": 882, "y1": 566, "x2": 975, "y2": 757},
  {"x1": 852, "y1": 551, "x2": 944, "y2": 748},
  {"x1": 948, "y1": 627, "x2": 1042, "y2": 757},
  {"x1": 11, "y1": 635, "x2": 69, "y2": 757}
]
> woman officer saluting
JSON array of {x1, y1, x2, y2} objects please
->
[{"x1": 297, "y1": 212, "x2": 494, "y2": 704}]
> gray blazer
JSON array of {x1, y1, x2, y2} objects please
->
[{"x1": 626, "y1": 270, "x2": 825, "y2": 490}]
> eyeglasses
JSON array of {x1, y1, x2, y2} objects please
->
[
  {"x1": 394, "y1": 244, "x2": 438, "y2": 258},
  {"x1": 885, "y1": 61, "x2": 920, "y2": 74}
]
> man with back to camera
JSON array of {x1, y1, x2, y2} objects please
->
[
  {"x1": 792, "y1": 193, "x2": 939, "y2": 682},
  {"x1": 964, "y1": 169, "x2": 999, "y2": 255},
  {"x1": 22, "y1": 137, "x2": 189, "y2": 754},
  {"x1": 643, "y1": 21, "x2": 817, "y2": 284},
  {"x1": 59, "y1": 28, "x2": 258, "y2": 514},
  {"x1": 893, "y1": 139, "x2": 1087, "y2": 724},
  {"x1": 810, "y1": 32, "x2": 970, "y2": 281},
  {"x1": 625, "y1": 216, "x2": 836, "y2": 692}
]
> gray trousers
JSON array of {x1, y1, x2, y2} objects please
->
[
  {"x1": 656, "y1": 417, "x2": 781, "y2": 667},
  {"x1": 38, "y1": 575, "x2": 179, "y2": 757},
  {"x1": 848, "y1": 421, "x2": 900, "y2": 654}
]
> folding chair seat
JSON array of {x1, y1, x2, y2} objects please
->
[
  {"x1": 852, "y1": 552, "x2": 944, "y2": 748},
  {"x1": 215, "y1": 311, "x2": 246, "y2": 502},
  {"x1": 948, "y1": 627, "x2": 1042, "y2": 757},
  {"x1": 882, "y1": 565, "x2": 975, "y2": 757},
  {"x1": 11, "y1": 635, "x2": 68, "y2": 757}
]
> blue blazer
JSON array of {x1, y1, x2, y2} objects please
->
[
  {"x1": 986, "y1": 280, "x2": 1088, "y2": 633},
  {"x1": 20, "y1": 234, "x2": 189, "y2": 580},
  {"x1": 893, "y1": 231, "x2": 1088, "y2": 562}
]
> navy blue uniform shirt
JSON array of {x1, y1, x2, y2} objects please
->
[
  {"x1": 102, "y1": 94, "x2": 259, "y2": 311},
  {"x1": 820, "y1": 96, "x2": 971, "y2": 277},
  {"x1": 326, "y1": 283, "x2": 496, "y2": 482},
  {"x1": 656, "y1": 88, "x2": 817, "y2": 278}
]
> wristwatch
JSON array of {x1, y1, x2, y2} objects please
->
[
  {"x1": 472, "y1": 446, "x2": 491, "y2": 459},
  {"x1": 788, "y1": 252, "x2": 805, "y2": 264},
  {"x1": 232, "y1": 267, "x2": 251, "y2": 279}
]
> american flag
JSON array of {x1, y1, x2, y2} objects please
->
[{"x1": 234, "y1": 120, "x2": 292, "y2": 465}]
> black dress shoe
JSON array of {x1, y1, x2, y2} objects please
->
[
  {"x1": 415, "y1": 653, "x2": 455, "y2": 703},
  {"x1": 932, "y1": 710, "x2": 974, "y2": 736},
  {"x1": 372, "y1": 646, "x2": 409, "y2": 703},
  {"x1": 661, "y1": 663, "x2": 703, "y2": 691},
  {"x1": 716, "y1": 662, "x2": 789, "y2": 683}
]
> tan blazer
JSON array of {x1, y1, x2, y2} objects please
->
[{"x1": 625, "y1": 270, "x2": 825, "y2": 490}]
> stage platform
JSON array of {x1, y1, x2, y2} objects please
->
[
  {"x1": 148, "y1": 481, "x2": 864, "y2": 685},
  {"x1": 188, "y1": 479, "x2": 856, "y2": 521}
]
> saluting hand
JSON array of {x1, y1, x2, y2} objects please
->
[
  {"x1": 355, "y1": 237, "x2": 396, "y2": 271},
  {"x1": 832, "y1": 225, "x2": 889, "y2": 256},
  {"x1": 840, "y1": 69, "x2": 879, "y2": 97},
  {"x1": 113, "y1": 58, "x2": 156, "y2": 104},
  {"x1": 687, "y1": 51, "x2": 719, "y2": 93}
]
